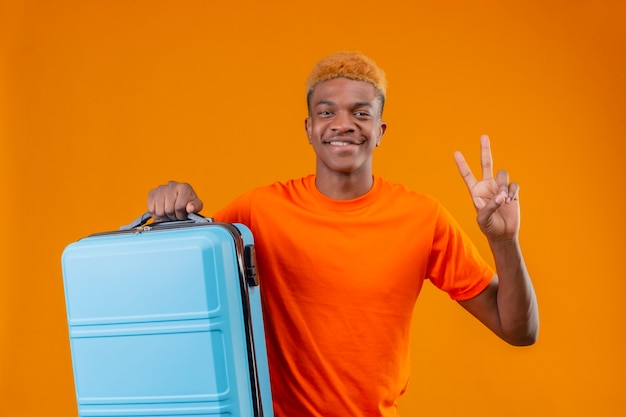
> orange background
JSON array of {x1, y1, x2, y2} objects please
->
[{"x1": 2, "y1": 1, "x2": 625, "y2": 416}]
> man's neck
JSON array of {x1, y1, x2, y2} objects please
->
[{"x1": 314, "y1": 169, "x2": 374, "y2": 200}]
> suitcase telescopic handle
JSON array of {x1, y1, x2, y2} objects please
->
[{"x1": 120, "y1": 212, "x2": 211, "y2": 231}]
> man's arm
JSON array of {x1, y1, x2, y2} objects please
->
[{"x1": 454, "y1": 135, "x2": 539, "y2": 346}]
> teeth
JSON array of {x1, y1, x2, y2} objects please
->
[{"x1": 329, "y1": 141, "x2": 352, "y2": 146}]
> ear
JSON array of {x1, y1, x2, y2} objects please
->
[
  {"x1": 376, "y1": 121, "x2": 387, "y2": 147},
  {"x1": 304, "y1": 117, "x2": 312, "y2": 143}
]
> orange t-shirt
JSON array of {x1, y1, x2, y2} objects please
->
[{"x1": 214, "y1": 175, "x2": 494, "y2": 417}]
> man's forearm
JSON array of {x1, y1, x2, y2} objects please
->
[{"x1": 490, "y1": 238, "x2": 539, "y2": 345}]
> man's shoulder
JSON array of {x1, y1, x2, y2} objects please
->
[
  {"x1": 252, "y1": 175, "x2": 313, "y2": 195},
  {"x1": 376, "y1": 176, "x2": 439, "y2": 205},
  {"x1": 234, "y1": 176, "x2": 315, "y2": 210}
]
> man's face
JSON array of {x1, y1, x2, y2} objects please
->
[{"x1": 305, "y1": 78, "x2": 386, "y2": 177}]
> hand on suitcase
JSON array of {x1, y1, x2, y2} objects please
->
[{"x1": 147, "y1": 180, "x2": 204, "y2": 221}]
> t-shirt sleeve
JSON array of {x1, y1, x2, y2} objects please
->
[
  {"x1": 212, "y1": 189, "x2": 254, "y2": 226},
  {"x1": 426, "y1": 202, "x2": 494, "y2": 301}
]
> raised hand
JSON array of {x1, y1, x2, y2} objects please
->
[
  {"x1": 454, "y1": 135, "x2": 520, "y2": 242},
  {"x1": 147, "y1": 181, "x2": 204, "y2": 221}
]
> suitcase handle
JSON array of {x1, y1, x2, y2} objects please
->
[{"x1": 120, "y1": 212, "x2": 211, "y2": 231}]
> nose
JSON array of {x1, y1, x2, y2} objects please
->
[{"x1": 330, "y1": 110, "x2": 355, "y2": 132}]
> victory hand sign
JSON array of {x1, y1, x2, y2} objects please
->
[
  {"x1": 454, "y1": 134, "x2": 520, "y2": 243},
  {"x1": 453, "y1": 134, "x2": 538, "y2": 346}
]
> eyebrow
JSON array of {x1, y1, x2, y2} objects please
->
[{"x1": 314, "y1": 100, "x2": 374, "y2": 109}]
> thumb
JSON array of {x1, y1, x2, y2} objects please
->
[
  {"x1": 477, "y1": 191, "x2": 506, "y2": 227},
  {"x1": 186, "y1": 198, "x2": 204, "y2": 215}
]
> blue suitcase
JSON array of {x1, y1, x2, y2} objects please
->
[{"x1": 61, "y1": 213, "x2": 274, "y2": 417}]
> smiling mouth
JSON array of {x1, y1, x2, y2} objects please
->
[{"x1": 325, "y1": 140, "x2": 365, "y2": 146}]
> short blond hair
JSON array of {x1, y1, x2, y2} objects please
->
[{"x1": 306, "y1": 52, "x2": 387, "y2": 113}]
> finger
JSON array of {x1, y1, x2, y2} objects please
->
[
  {"x1": 174, "y1": 190, "x2": 189, "y2": 220},
  {"x1": 167, "y1": 182, "x2": 191, "y2": 220},
  {"x1": 169, "y1": 181, "x2": 204, "y2": 220},
  {"x1": 506, "y1": 182, "x2": 520, "y2": 203},
  {"x1": 187, "y1": 198, "x2": 204, "y2": 215},
  {"x1": 476, "y1": 194, "x2": 505, "y2": 227},
  {"x1": 162, "y1": 183, "x2": 178, "y2": 220},
  {"x1": 147, "y1": 188, "x2": 156, "y2": 218},
  {"x1": 148, "y1": 186, "x2": 167, "y2": 220},
  {"x1": 495, "y1": 169, "x2": 521, "y2": 203},
  {"x1": 454, "y1": 151, "x2": 478, "y2": 190},
  {"x1": 152, "y1": 182, "x2": 182, "y2": 220},
  {"x1": 480, "y1": 134, "x2": 494, "y2": 180},
  {"x1": 496, "y1": 169, "x2": 509, "y2": 202},
  {"x1": 178, "y1": 183, "x2": 204, "y2": 216}
]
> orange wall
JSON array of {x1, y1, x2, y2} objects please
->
[{"x1": 2, "y1": 1, "x2": 625, "y2": 416}]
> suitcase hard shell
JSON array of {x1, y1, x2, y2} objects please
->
[{"x1": 61, "y1": 215, "x2": 273, "y2": 417}]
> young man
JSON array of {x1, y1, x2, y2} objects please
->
[{"x1": 147, "y1": 52, "x2": 539, "y2": 417}]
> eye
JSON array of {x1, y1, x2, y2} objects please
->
[{"x1": 354, "y1": 111, "x2": 371, "y2": 118}]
